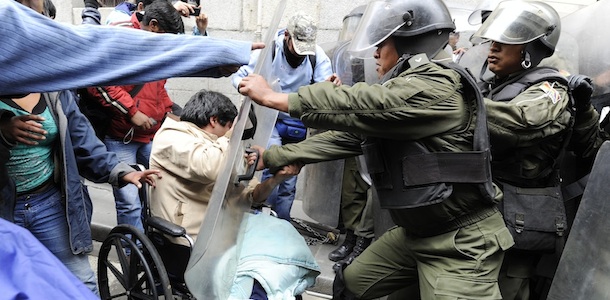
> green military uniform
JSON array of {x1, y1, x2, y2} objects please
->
[
  {"x1": 340, "y1": 157, "x2": 373, "y2": 239},
  {"x1": 484, "y1": 77, "x2": 607, "y2": 299},
  {"x1": 263, "y1": 56, "x2": 514, "y2": 299}
]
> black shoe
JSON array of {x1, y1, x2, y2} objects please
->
[
  {"x1": 328, "y1": 230, "x2": 356, "y2": 262},
  {"x1": 333, "y1": 236, "x2": 372, "y2": 271}
]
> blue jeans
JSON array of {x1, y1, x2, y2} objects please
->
[
  {"x1": 262, "y1": 127, "x2": 297, "y2": 221},
  {"x1": 14, "y1": 185, "x2": 99, "y2": 295},
  {"x1": 104, "y1": 137, "x2": 151, "y2": 232}
]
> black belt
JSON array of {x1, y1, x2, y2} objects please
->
[{"x1": 17, "y1": 178, "x2": 55, "y2": 197}]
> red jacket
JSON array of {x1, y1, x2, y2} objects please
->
[
  {"x1": 86, "y1": 80, "x2": 173, "y2": 144},
  {"x1": 86, "y1": 13, "x2": 172, "y2": 143}
]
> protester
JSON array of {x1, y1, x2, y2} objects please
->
[
  {"x1": 231, "y1": 12, "x2": 335, "y2": 221},
  {"x1": 85, "y1": 0, "x2": 186, "y2": 233},
  {"x1": 148, "y1": 89, "x2": 317, "y2": 298}
]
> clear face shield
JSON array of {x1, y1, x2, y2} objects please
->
[
  {"x1": 468, "y1": 0, "x2": 504, "y2": 26},
  {"x1": 471, "y1": 1, "x2": 554, "y2": 45},
  {"x1": 348, "y1": 0, "x2": 407, "y2": 59}
]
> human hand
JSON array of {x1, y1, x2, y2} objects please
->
[
  {"x1": 195, "y1": 11, "x2": 208, "y2": 33},
  {"x1": 238, "y1": 74, "x2": 273, "y2": 103},
  {"x1": 245, "y1": 148, "x2": 259, "y2": 166},
  {"x1": 568, "y1": 74, "x2": 594, "y2": 111},
  {"x1": 121, "y1": 169, "x2": 162, "y2": 189},
  {"x1": 326, "y1": 73, "x2": 342, "y2": 86},
  {"x1": 249, "y1": 145, "x2": 267, "y2": 171},
  {"x1": 0, "y1": 114, "x2": 47, "y2": 145},
  {"x1": 131, "y1": 111, "x2": 154, "y2": 130},
  {"x1": 173, "y1": 1, "x2": 196, "y2": 17},
  {"x1": 275, "y1": 163, "x2": 302, "y2": 180}
]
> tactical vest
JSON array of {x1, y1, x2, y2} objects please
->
[
  {"x1": 361, "y1": 55, "x2": 495, "y2": 227},
  {"x1": 483, "y1": 67, "x2": 570, "y2": 103},
  {"x1": 482, "y1": 67, "x2": 574, "y2": 186}
]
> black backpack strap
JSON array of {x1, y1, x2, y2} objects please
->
[
  {"x1": 129, "y1": 84, "x2": 144, "y2": 98},
  {"x1": 437, "y1": 60, "x2": 496, "y2": 202},
  {"x1": 308, "y1": 54, "x2": 316, "y2": 84}
]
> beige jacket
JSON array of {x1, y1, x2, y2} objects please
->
[{"x1": 149, "y1": 118, "x2": 256, "y2": 245}]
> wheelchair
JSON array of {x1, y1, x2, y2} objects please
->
[
  {"x1": 96, "y1": 165, "x2": 304, "y2": 300},
  {"x1": 97, "y1": 165, "x2": 196, "y2": 300}
]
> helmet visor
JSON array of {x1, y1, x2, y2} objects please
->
[
  {"x1": 471, "y1": 1, "x2": 551, "y2": 45},
  {"x1": 348, "y1": 0, "x2": 406, "y2": 58}
]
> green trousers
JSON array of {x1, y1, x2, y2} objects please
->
[
  {"x1": 340, "y1": 157, "x2": 374, "y2": 239},
  {"x1": 343, "y1": 211, "x2": 514, "y2": 299}
]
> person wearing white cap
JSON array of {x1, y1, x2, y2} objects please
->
[{"x1": 231, "y1": 12, "x2": 337, "y2": 221}]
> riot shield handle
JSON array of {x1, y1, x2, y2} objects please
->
[{"x1": 237, "y1": 148, "x2": 260, "y2": 183}]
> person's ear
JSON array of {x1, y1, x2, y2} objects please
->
[
  {"x1": 209, "y1": 116, "x2": 218, "y2": 127},
  {"x1": 148, "y1": 19, "x2": 160, "y2": 33},
  {"x1": 136, "y1": 2, "x2": 145, "y2": 11}
]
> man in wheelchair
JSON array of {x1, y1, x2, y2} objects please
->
[{"x1": 148, "y1": 89, "x2": 318, "y2": 299}]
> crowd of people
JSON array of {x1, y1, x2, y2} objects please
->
[{"x1": 1, "y1": 0, "x2": 608, "y2": 299}]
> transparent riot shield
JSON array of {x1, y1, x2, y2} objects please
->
[
  {"x1": 302, "y1": 39, "x2": 378, "y2": 228},
  {"x1": 555, "y1": 0, "x2": 610, "y2": 115},
  {"x1": 547, "y1": 141, "x2": 610, "y2": 300},
  {"x1": 183, "y1": 2, "x2": 285, "y2": 298}
]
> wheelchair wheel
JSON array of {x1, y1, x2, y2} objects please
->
[{"x1": 98, "y1": 224, "x2": 173, "y2": 299}]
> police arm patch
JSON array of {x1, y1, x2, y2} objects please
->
[{"x1": 539, "y1": 81, "x2": 561, "y2": 104}]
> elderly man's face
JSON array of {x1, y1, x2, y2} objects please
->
[{"x1": 17, "y1": 0, "x2": 44, "y2": 14}]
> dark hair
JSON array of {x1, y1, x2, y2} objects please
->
[
  {"x1": 138, "y1": 0, "x2": 156, "y2": 7},
  {"x1": 141, "y1": 0, "x2": 184, "y2": 34},
  {"x1": 181, "y1": 90, "x2": 238, "y2": 128},
  {"x1": 43, "y1": 0, "x2": 56, "y2": 19}
]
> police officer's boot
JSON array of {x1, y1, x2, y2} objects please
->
[
  {"x1": 328, "y1": 230, "x2": 356, "y2": 262},
  {"x1": 332, "y1": 236, "x2": 372, "y2": 271}
]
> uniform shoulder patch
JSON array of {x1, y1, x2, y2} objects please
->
[{"x1": 539, "y1": 81, "x2": 561, "y2": 104}]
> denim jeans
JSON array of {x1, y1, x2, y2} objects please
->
[
  {"x1": 104, "y1": 136, "x2": 151, "y2": 232},
  {"x1": 262, "y1": 126, "x2": 297, "y2": 221},
  {"x1": 14, "y1": 185, "x2": 99, "y2": 295}
]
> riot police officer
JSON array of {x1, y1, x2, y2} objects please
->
[
  {"x1": 239, "y1": 0, "x2": 515, "y2": 298},
  {"x1": 471, "y1": 1, "x2": 607, "y2": 299}
]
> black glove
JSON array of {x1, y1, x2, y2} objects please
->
[
  {"x1": 84, "y1": 0, "x2": 99, "y2": 9},
  {"x1": 568, "y1": 74, "x2": 594, "y2": 111}
]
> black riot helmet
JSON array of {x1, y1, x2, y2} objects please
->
[
  {"x1": 472, "y1": 0, "x2": 561, "y2": 69},
  {"x1": 348, "y1": 0, "x2": 456, "y2": 59}
]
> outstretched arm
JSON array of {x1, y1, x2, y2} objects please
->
[
  {"x1": 238, "y1": 74, "x2": 290, "y2": 112},
  {"x1": 0, "y1": 0, "x2": 261, "y2": 95},
  {"x1": 251, "y1": 164, "x2": 302, "y2": 204}
]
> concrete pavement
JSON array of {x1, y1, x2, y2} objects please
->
[{"x1": 86, "y1": 180, "x2": 339, "y2": 299}]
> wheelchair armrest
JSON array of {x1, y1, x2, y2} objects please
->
[{"x1": 146, "y1": 216, "x2": 186, "y2": 237}]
